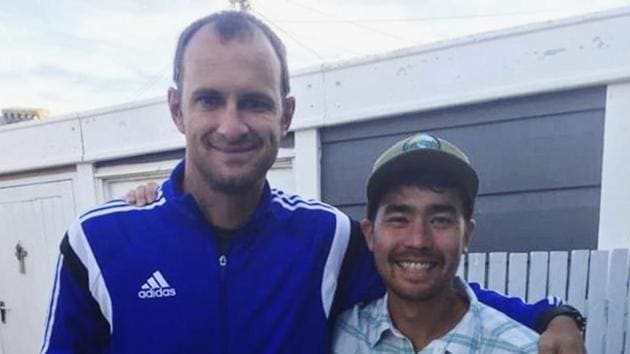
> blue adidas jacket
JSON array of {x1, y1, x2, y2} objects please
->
[{"x1": 41, "y1": 161, "x2": 557, "y2": 354}]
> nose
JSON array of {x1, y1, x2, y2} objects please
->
[
  {"x1": 407, "y1": 220, "x2": 433, "y2": 249},
  {"x1": 216, "y1": 100, "x2": 248, "y2": 142}
]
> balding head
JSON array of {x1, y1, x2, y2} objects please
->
[{"x1": 173, "y1": 11, "x2": 290, "y2": 97}]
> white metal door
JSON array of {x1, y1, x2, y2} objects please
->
[{"x1": 0, "y1": 180, "x2": 75, "y2": 354}]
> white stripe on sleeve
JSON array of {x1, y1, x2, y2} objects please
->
[
  {"x1": 321, "y1": 210, "x2": 351, "y2": 318},
  {"x1": 68, "y1": 220, "x2": 114, "y2": 333},
  {"x1": 40, "y1": 254, "x2": 64, "y2": 354}
]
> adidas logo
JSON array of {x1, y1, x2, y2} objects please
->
[{"x1": 137, "y1": 271, "x2": 177, "y2": 299}]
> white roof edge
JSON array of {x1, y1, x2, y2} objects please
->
[
  {"x1": 0, "y1": 96, "x2": 167, "y2": 132},
  {"x1": 291, "y1": 5, "x2": 630, "y2": 77},
  {"x1": 0, "y1": 112, "x2": 80, "y2": 132},
  {"x1": 74, "y1": 96, "x2": 166, "y2": 119}
]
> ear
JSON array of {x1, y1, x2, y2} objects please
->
[
  {"x1": 360, "y1": 218, "x2": 375, "y2": 252},
  {"x1": 280, "y1": 96, "x2": 295, "y2": 136},
  {"x1": 168, "y1": 87, "x2": 185, "y2": 134},
  {"x1": 463, "y1": 219, "x2": 476, "y2": 253}
]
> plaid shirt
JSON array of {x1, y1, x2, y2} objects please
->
[{"x1": 332, "y1": 277, "x2": 539, "y2": 354}]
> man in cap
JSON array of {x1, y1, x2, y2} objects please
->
[
  {"x1": 44, "y1": 10, "x2": 585, "y2": 354},
  {"x1": 332, "y1": 133, "x2": 540, "y2": 353}
]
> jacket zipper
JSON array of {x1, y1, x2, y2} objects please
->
[{"x1": 219, "y1": 253, "x2": 228, "y2": 354}]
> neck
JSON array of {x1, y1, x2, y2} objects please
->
[
  {"x1": 387, "y1": 283, "x2": 469, "y2": 351},
  {"x1": 183, "y1": 166, "x2": 265, "y2": 230}
]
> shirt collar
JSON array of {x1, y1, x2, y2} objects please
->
[
  {"x1": 364, "y1": 293, "x2": 397, "y2": 348},
  {"x1": 437, "y1": 277, "x2": 484, "y2": 352},
  {"x1": 365, "y1": 276, "x2": 483, "y2": 350}
]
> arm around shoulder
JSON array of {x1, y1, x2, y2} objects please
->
[
  {"x1": 470, "y1": 282, "x2": 579, "y2": 332},
  {"x1": 470, "y1": 282, "x2": 586, "y2": 354}
]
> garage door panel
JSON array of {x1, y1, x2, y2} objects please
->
[
  {"x1": 0, "y1": 180, "x2": 75, "y2": 354},
  {"x1": 322, "y1": 87, "x2": 604, "y2": 252},
  {"x1": 473, "y1": 187, "x2": 600, "y2": 252}
]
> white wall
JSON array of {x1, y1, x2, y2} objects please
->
[
  {"x1": 80, "y1": 100, "x2": 182, "y2": 162},
  {"x1": 0, "y1": 117, "x2": 82, "y2": 173},
  {"x1": 598, "y1": 81, "x2": 630, "y2": 250},
  {"x1": 293, "y1": 129, "x2": 320, "y2": 200},
  {"x1": 290, "y1": 7, "x2": 630, "y2": 130}
]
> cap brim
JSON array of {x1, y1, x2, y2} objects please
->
[{"x1": 367, "y1": 149, "x2": 479, "y2": 204}]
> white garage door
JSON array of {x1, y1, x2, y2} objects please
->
[{"x1": 0, "y1": 180, "x2": 75, "y2": 354}]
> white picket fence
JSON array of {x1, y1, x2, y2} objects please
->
[{"x1": 457, "y1": 249, "x2": 630, "y2": 354}]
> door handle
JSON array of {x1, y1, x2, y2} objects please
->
[{"x1": 0, "y1": 301, "x2": 6, "y2": 323}]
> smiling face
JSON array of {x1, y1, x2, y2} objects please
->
[
  {"x1": 362, "y1": 185, "x2": 474, "y2": 303},
  {"x1": 168, "y1": 24, "x2": 294, "y2": 194}
]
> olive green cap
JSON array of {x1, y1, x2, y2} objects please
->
[{"x1": 367, "y1": 133, "x2": 479, "y2": 212}]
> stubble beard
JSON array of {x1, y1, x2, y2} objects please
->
[
  {"x1": 205, "y1": 158, "x2": 274, "y2": 194},
  {"x1": 203, "y1": 145, "x2": 278, "y2": 195},
  {"x1": 388, "y1": 277, "x2": 450, "y2": 303}
]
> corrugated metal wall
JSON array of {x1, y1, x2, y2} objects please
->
[{"x1": 321, "y1": 87, "x2": 605, "y2": 252}]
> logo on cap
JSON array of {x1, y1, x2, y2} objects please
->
[{"x1": 402, "y1": 134, "x2": 440, "y2": 152}]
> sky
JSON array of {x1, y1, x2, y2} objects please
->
[{"x1": 1, "y1": 0, "x2": 629, "y2": 116}]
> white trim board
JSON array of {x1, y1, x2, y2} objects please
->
[{"x1": 289, "y1": 7, "x2": 630, "y2": 130}]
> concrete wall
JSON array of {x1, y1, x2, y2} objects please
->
[{"x1": 289, "y1": 7, "x2": 630, "y2": 131}]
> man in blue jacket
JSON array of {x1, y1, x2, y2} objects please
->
[{"x1": 42, "y1": 10, "x2": 585, "y2": 354}]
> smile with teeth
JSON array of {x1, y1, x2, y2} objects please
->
[{"x1": 396, "y1": 261, "x2": 437, "y2": 271}]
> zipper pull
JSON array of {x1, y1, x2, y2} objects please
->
[{"x1": 219, "y1": 255, "x2": 227, "y2": 267}]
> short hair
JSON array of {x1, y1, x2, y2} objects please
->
[
  {"x1": 366, "y1": 172, "x2": 474, "y2": 221},
  {"x1": 173, "y1": 11, "x2": 290, "y2": 97}
]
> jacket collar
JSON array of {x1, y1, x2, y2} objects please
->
[{"x1": 162, "y1": 160, "x2": 274, "y2": 233}]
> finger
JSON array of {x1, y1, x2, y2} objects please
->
[
  {"x1": 135, "y1": 185, "x2": 148, "y2": 206},
  {"x1": 146, "y1": 182, "x2": 159, "y2": 203},
  {"x1": 125, "y1": 190, "x2": 137, "y2": 204}
]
